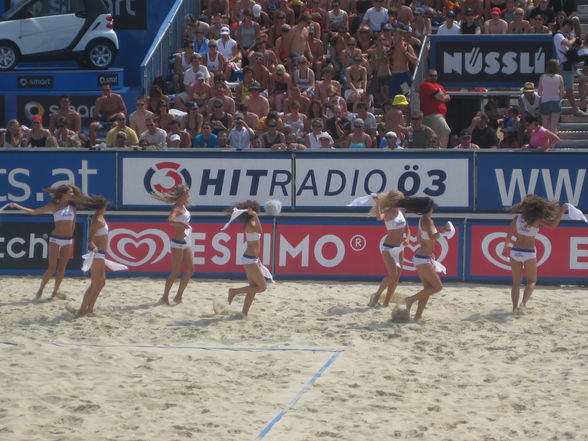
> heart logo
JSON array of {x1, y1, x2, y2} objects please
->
[
  {"x1": 108, "y1": 228, "x2": 171, "y2": 267},
  {"x1": 379, "y1": 234, "x2": 449, "y2": 271},
  {"x1": 480, "y1": 232, "x2": 552, "y2": 270}
]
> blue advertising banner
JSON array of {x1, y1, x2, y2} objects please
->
[
  {"x1": 430, "y1": 35, "x2": 554, "y2": 87},
  {"x1": 0, "y1": 152, "x2": 117, "y2": 207},
  {"x1": 476, "y1": 152, "x2": 588, "y2": 211}
]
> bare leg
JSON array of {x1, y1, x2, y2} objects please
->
[
  {"x1": 51, "y1": 245, "x2": 71, "y2": 299},
  {"x1": 162, "y1": 248, "x2": 184, "y2": 305},
  {"x1": 509, "y1": 259, "x2": 523, "y2": 312},
  {"x1": 36, "y1": 243, "x2": 59, "y2": 299},
  {"x1": 228, "y1": 262, "x2": 267, "y2": 317},
  {"x1": 173, "y1": 247, "x2": 194, "y2": 304},
  {"x1": 405, "y1": 263, "x2": 442, "y2": 320},
  {"x1": 370, "y1": 251, "x2": 399, "y2": 307},
  {"x1": 520, "y1": 259, "x2": 538, "y2": 312},
  {"x1": 84, "y1": 259, "x2": 106, "y2": 315}
]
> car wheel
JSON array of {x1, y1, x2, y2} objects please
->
[
  {"x1": 0, "y1": 43, "x2": 19, "y2": 71},
  {"x1": 84, "y1": 40, "x2": 115, "y2": 70}
]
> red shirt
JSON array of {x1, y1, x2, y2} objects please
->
[{"x1": 419, "y1": 81, "x2": 447, "y2": 116}]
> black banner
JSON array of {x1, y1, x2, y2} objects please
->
[
  {"x1": 0, "y1": 220, "x2": 84, "y2": 272},
  {"x1": 430, "y1": 35, "x2": 554, "y2": 87},
  {"x1": 105, "y1": 0, "x2": 147, "y2": 30},
  {"x1": 0, "y1": 95, "x2": 5, "y2": 127},
  {"x1": 17, "y1": 95, "x2": 97, "y2": 127},
  {"x1": 17, "y1": 76, "x2": 55, "y2": 89}
]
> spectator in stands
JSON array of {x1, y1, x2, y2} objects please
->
[
  {"x1": 167, "y1": 133, "x2": 182, "y2": 148},
  {"x1": 1, "y1": 119, "x2": 24, "y2": 147},
  {"x1": 146, "y1": 84, "x2": 171, "y2": 113},
  {"x1": 383, "y1": 99, "x2": 407, "y2": 143},
  {"x1": 538, "y1": 58, "x2": 565, "y2": 133},
  {"x1": 453, "y1": 129, "x2": 481, "y2": 149},
  {"x1": 49, "y1": 95, "x2": 81, "y2": 134},
  {"x1": 550, "y1": 0, "x2": 581, "y2": 35},
  {"x1": 284, "y1": 100, "x2": 308, "y2": 139},
  {"x1": 361, "y1": 0, "x2": 389, "y2": 32},
  {"x1": 139, "y1": 117, "x2": 167, "y2": 149},
  {"x1": 284, "y1": 83, "x2": 311, "y2": 114},
  {"x1": 326, "y1": 0, "x2": 349, "y2": 37},
  {"x1": 203, "y1": 39, "x2": 225, "y2": 76},
  {"x1": 89, "y1": 84, "x2": 127, "y2": 145},
  {"x1": 437, "y1": 11, "x2": 461, "y2": 35},
  {"x1": 181, "y1": 102, "x2": 203, "y2": 138},
  {"x1": 174, "y1": 41, "x2": 196, "y2": 91},
  {"x1": 175, "y1": 54, "x2": 211, "y2": 111},
  {"x1": 522, "y1": 115, "x2": 560, "y2": 151},
  {"x1": 271, "y1": 132, "x2": 307, "y2": 150},
  {"x1": 307, "y1": 99, "x2": 327, "y2": 124},
  {"x1": 237, "y1": 8, "x2": 261, "y2": 53},
  {"x1": 554, "y1": 19, "x2": 588, "y2": 116},
  {"x1": 305, "y1": 118, "x2": 330, "y2": 148},
  {"x1": 529, "y1": 13, "x2": 551, "y2": 33},
  {"x1": 345, "y1": 118, "x2": 373, "y2": 148},
  {"x1": 229, "y1": 113, "x2": 255, "y2": 149},
  {"x1": 51, "y1": 116, "x2": 79, "y2": 147},
  {"x1": 284, "y1": 13, "x2": 315, "y2": 69},
  {"x1": 367, "y1": 36, "x2": 392, "y2": 107},
  {"x1": 27, "y1": 115, "x2": 51, "y2": 147},
  {"x1": 508, "y1": 8, "x2": 531, "y2": 32},
  {"x1": 206, "y1": 0, "x2": 229, "y2": 19},
  {"x1": 105, "y1": 113, "x2": 139, "y2": 148},
  {"x1": 484, "y1": 7, "x2": 508, "y2": 33},
  {"x1": 184, "y1": 13, "x2": 210, "y2": 40},
  {"x1": 237, "y1": 103, "x2": 260, "y2": 131},
  {"x1": 129, "y1": 96, "x2": 154, "y2": 137},
  {"x1": 268, "y1": 64, "x2": 290, "y2": 112},
  {"x1": 467, "y1": 111, "x2": 499, "y2": 148},
  {"x1": 419, "y1": 69, "x2": 452, "y2": 148},
  {"x1": 528, "y1": 0, "x2": 556, "y2": 27},
  {"x1": 325, "y1": 104, "x2": 352, "y2": 147},
  {"x1": 217, "y1": 26, "x2": 241, "y2": 81},
  {"x1": 217, "y1": 129, "x2": 229, "y2": 148},
  {"x1": 293, "y1": 56, "x2": 316, "y2": 98},
  {"x1": 194, "y1": 29, "x2": 210, "y2": 56},
  {"x1": 261, "y1": 118, "x2": 286, "y2": 148},
  {"x1": 258, "y1": 110, "x2": 284, "y2": 132},
  {"x1": 412, "y1": 8, "x2": 433, "y2": 40},
  {"x1": 193, "y1": 122, "x2": 219, "y2": 147},
  {"x1": 154, "y1": 100, "x2": 175, "y2": 131},
  {"x1": 166, "y1": 119, "x2": 192, "y2": 147},
  {"x1": 405, "y1": 111, "x2": 437, "y2": 148},
  {"x1": 519, "y1": 82, "x2": 542, "y2": 145},
  {"x1": 460, "y1": 8, "x2": 481, "y2": 34},
  {"x1": 250, "y1": 51, "x2": 271, "y2": 91},
  {"x1": 356, "y1": 26, "x2": 374, "y2": 54},
  {"x1": 345, "y1": 52, "x2": 369, "y2": 113},
  {"x1": 382, "y1": 131, "x2": 404, "y2": 149},
  {"x1": 390, "y1": 29, "x2": 418, "y2": 99},
  {"x1": 316, "y1": 66, "x2": 342, "y2": 103},
  {"x1": 499, "y1": 106, "x2": 522, "y2": 148},
  {"x1": 244, "y1": 81, "x2": 270, "y2": 118},
  {"x1": 209, "y1": 100, "x2": 233, "y2": 136},
  {"x1": 188, "y1": 72, "x2": 212, "y2": 108}
]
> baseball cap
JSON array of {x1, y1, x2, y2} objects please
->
[
  {"x1": 195, "y1": 72, "x2": 205, "y2": 80},
  {"x1": 446, "y1": 11, "x2": 456, "y2": 18},
  {"x1": 491, "y1": 7, "x2": 501, "y2": 15},
  {"x1": 465, "y1": 7, "x2": 475, "y2": 15},
  {"x1": 169, "y1": 134, "x2": 181, "y2": 142},
  {"x1": 220, "y1": 26, "x2": 230, "y2": 35},
  {"x1": 459, "y1": 129, "x2": 471, "y2": 138},
  {"x1": 249, "y1": 80, "x2": 261, "y2": 90},
  {"x1": 385, "y1": 131, "x2": 397, "y2": 138}
]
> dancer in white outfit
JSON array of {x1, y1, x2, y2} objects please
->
[
  {"x1": 501, "y1": 194, "x2": 568, "y2": 314},
  {"x1": 368, "y1": 190, "x2": 410, "y2": 307},
  {"x1": 150, "y1": 185, "x2": 194, "y2": 305},
  {"x1": 9, "y1": 184, "x2": 81, "y2": 300}
]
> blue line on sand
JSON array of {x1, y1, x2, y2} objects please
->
[
  {"x1": 1, "y1": 341, "x2": 344, "y2": 440},
  {"x1": 254, "y1": 349, "x2": 344, "y2": 440}
]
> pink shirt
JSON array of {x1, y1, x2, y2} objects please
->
[{"x1": 530, "y1": 126, "x2": 550, "y2": 149}]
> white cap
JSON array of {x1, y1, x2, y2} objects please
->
[
  {"x1": 252, "y1": 4, "x2": 261, "y2": 17},
  {"x1": 220, "y1": 26, "x2": 230, "y2": 35},
  {"x1": 385, "y1": 131, "x2": 397, "y2": 138},
  {"x1": 169, "y1": 134, "x2": 181, "y2": 142}
]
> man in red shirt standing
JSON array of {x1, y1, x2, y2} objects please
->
[{"x1": 419, "y1": 69, "x2": 451, "y2": 148}]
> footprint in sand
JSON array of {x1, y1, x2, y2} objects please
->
[
  {"x1": 391, "y1": 305, "x2": 410, "y2": 322},
  {"x1": 212, "y1": 299, "x2": 231, "y2": 315}
]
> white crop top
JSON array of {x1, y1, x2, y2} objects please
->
[
  {"x1": 516, "y1": 215, "x2": 539, "y2": 237},
  {"x1": 173, "y1": 206, "x2": 191, "y2": 223},
  {"x1": 245, "y1": 232, "x2": 261, "y2": 241},
  {"x1": 385, "y1": 210, "x2": 407, "y2": 231},
  {"x1": 53, "y1": 204, "x2": 75, "y2": 222},
  {"x1": 95, "y1": 223, "x2": 109, "y2": 237},
  {"x1": 419, "y1": 218, "x2": 437, "y2": 241}
]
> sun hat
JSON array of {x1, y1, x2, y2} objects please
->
[
  {"x1": 522, "y1": 82, "x2": 535, "y2": 92},
  {"x1": 392, "y1": 94, "x2": 409, "y2": 106}
]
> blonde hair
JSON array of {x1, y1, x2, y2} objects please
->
[
  {"x1": 150, "y1": 184, "x2": 191, "y2": 205},
  {"x1": 44, "y1": 184, "x2": 82, "y2": 203},
  {"x1": 369, "y1": 190, "x2": 404, "y2": 215}
]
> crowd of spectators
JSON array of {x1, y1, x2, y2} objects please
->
[{"x1": 1, "y1": 0, "x2": 586, "y2": 151}]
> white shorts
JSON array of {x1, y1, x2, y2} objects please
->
[
  {"x1": 170, "y1": 239, "x2": 190, "y2": 249},
  {"x1": 510, "y1": 247, "x2": 536, "y2": 263},
  {"x1": 344, "y1": 88, "x2": 364, "y2": 100},
  {"x1": 380, "y1": 244, "x2": 403, "y2": 268},
  {"x1": 413, "y1": 254, "x2": 432, "y2": 266},
  {"x1": 49, "y1": 235, "x2": 73, "y2": 248},
  {"x1": 241, "y1": 254, "x2": 259, "y2": 265},
  {"x1": 94, "y1": 250, "x2": 106, "y2": 260}
]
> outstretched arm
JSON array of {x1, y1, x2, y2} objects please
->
[{"x1": 8, "y1": 202, "x2": 52, "y2": 215}]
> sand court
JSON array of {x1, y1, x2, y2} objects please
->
[{"x1": 1, "y1": 276, "x2": 588, "y2": 440}]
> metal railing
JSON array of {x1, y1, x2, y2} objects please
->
[
  {"x1": 140, "y1": 0, "x2": 200, "y2": 94},
  {"x1": 410, "y1": 35, "x2": 430, "y2": 113}
]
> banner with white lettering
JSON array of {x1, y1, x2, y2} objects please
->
[
  {"x1": 466, "y1": 221, "x2": 588, "y2": 283},
  {"x1": 430, "y1": 35, "x2": 554, "y2": 87},
  {"x1": 476, "y1": 152, "x2": 588, "y2": 211},
  {"x1": 295, "y1": 153, "x2": 473, "y2": 210},
  {"x1": 120, "y1": 154, "x2": 293, "y2": 209}
]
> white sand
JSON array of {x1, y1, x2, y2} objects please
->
[{"x1": 1, "y1": 275, "x2": 587, "y2": 441}]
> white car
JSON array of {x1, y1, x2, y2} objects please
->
[{"x1": 0, "y1": 0, "x2": 119, "y2": 71}]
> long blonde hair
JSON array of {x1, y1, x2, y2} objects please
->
[
  {"x1": 44, "y1": 184, "x2": 81, "y2": 204},
  {"x1": 369, "y1": 189, "x2": 404, "y2": 215},
  {"x1": 150, "y1": 184, "x2": 191, "y2": 205}
]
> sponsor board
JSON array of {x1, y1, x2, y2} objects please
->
[
  {"x1": 467, "y1": 221, "x2": 588, "y2": 283},
  {"x1": 295, "y1": 153, "x2": 472, "y2": 210},
  {"x1": 120, "y1": 154, "x2": 293, "y2": 209},
  {"x1": 17, "y1": 95, "x2": 97, "y2": 127},
  {"x1": 105, "y1": 0, "x2": 147, "y2": 30},
  {"x1": 0, "y1": 95, "x2": 5, "y2": 126},
  {"x1": 274, "y1": 218, "x2": 462, "y2": 279},
  {"x1": 17, "y1": 76, "x2": 54, "y2": 89},
  {"x1": 0, "y1": 217, "x2": 84, "y2": 274},
  {"x1": 0, "y1": 153, "x2": 116, "y2": 206},
  {"x1": 476, "y1": 152, "x2": 588, "y2": 211},
  {"x1": 430, "y1": 35, "x2": 553, "y2": 87}
]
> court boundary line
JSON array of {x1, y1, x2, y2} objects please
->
[{"x1": 2, "y1": 340, "x2": 344, "y2": 440}]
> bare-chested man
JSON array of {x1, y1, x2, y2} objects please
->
[
  {"x1": 389, "y1": 29, "x2": 418, "y2": 99},
  {"x1": 89, "y1": 84, "x2": 127, "y2": 144},
  {"x1": 208, "y1": 81, "x2": 236, "y2": 115},
  {"x1": 390, "y1": 0, "x2": 414, "y2": 25},
  {"x1": 284, "y1": 13, "x2": 314, "y2": 70},
  {"x1": 49, "y1": 95, "x2": 82, "y2": 134},
  {"x1": 316, "y1": 65, "x2": 342, "y2": 104},
  {"x1": 484, "y1": 8, "x2": 508, "y2": 33},
  {"x1": 250, "y1": 52, "x2": 271, "y2": 91},
  {"x1": 243, "y1": 81, "x2": 270, "y2": 118}
]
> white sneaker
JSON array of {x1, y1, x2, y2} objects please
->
[{"x1": 573, "y1": 109, "x2": 588, "y2": 116}]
